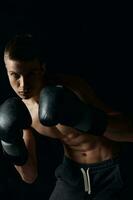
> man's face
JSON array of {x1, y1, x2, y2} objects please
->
[{"x1": 4, "y1": 56, "x2": 45, "y2": 99}]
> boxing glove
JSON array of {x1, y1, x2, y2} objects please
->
[
  {"x1": 39, "y1": 85, "x2": 107, "y2": 136},
  {"x1": 0, "y1": 97, "x2": 32, "y2": 165}
]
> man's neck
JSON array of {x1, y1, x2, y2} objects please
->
[{"x1": 23, "y1": 95, "x2": 39, "y2": 105}]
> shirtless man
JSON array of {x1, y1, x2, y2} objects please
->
[{"x1": 1, "y1": 34, "x2": 133, "y2": 199}]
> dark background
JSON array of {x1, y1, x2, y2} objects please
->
[
  {"x1": 0, "y1": 1, "x2": 132, "y2": 111},
  {"x1": 0, "y1": 2, "x2": 133, "y2": 199}
]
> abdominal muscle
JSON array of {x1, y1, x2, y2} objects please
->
[
  {"x1": 24, "y1": 100, "x2": 121, "y2": 165},
  {"x1": 57, "y1": 124, "x2": 121, "y2": 164},
  {"x1": 34, "y1": 122, "x2": 121, "y2": 164},
  {"x1": 64, "y1": 138, "x2": 120, "y2": 164},
  {"x1": 64, "y1": 142, "x2": 119, "y2": 164}
]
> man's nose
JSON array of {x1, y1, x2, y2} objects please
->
[{"x1": 19, "y1": 76, "x2": 29, "y2": 89}]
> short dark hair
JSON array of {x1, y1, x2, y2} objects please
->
[{"x1": 4, "y1": 34, "x2": 44, "y2": 63}]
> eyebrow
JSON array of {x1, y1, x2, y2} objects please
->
[
  {"x1": 8, "y1": 70, "x2": 19, "y2": 73},
  {"x1": 8, "y1": 71, "x2": 20, "y2": 74},
  {"x1": 8, "y1": 71, "x2": 18, "y2": 73}
]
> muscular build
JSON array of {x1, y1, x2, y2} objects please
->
[
  {"x1": 3, "y1": 34, "x2": 133, "y2": 188},
  {"x1": 22, "y1": 74, "x2": 121, "y2": 164}
]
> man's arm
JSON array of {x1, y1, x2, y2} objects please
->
[
  {"x1": 15, "y1": 128, "x2": 38, "y2": 184},
  {"x1": 104, "y1": 112, "x2": 133, "y2": 142},
  {"x1": 39, "y1": 79, "x2": 133, "y2": 142},
  {"x1": 0, "y1": 97, "x2": 38, "y2": 184},
  {"x1": 63, "y1": 75, "x2": 133, "y2": 142},
  {"x1": 55, "y1": 74, "x2": 112, "y2": 113}
]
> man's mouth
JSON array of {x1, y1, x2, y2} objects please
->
[{"x1": 18, "y1": 90, "x2": 31, "y2": 96}]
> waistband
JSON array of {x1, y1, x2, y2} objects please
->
[{"x1": 63, "y1": 156, "x2": 120, "y2": 172}]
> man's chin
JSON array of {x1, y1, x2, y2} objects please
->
[{"x1": 18, "y1": 94, "x2": 32, "y2": 100}]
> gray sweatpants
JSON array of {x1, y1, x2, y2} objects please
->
[{"x1": 49, "y1": 156, "x2": 124, "y2": 200}]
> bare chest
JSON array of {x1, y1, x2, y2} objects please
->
[
  {"x1": 24, "y1": 101, "x2": 102, "y2": 149},
  {"x1": 24, "y1": 102, "x2": 62, "y2": 138}
]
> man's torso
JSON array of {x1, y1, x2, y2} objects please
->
[{"x1": 23, "y1": 74, "x2": 121, "y2": 164}]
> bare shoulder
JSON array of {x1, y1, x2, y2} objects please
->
[
  {"x1": 55, "y1": 73, "x2": 93, "y2": 95},
  {"x1": 56, "y1": 73, "x2": 112, "y2": 113}
]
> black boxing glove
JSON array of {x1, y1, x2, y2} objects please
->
[
  {"x1": 0, "y1": 97, "x2": 32, "y2": 165},
  {"x1": 39, "y1": 85, "x2": 107, "y2": 136}
]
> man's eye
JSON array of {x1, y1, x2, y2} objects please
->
[{"x1": 10, "y1": 73, "x2": 20, "y2": 79}]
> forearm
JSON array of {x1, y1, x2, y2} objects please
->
[
  {"x1": 15, "y1": 157, "x2": 38, "y2": 184},
  {"x1": 15, "y1": 129, "x2": 38, "y2": 184},
  {"x1": 104, "y1": 112, "x2": 133, "y2": 142}
]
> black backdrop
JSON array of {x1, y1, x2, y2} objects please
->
[{"x1": 0, "y1": 1, "x2": 132, "y2": 111}]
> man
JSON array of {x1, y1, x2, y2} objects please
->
[{"x1": 2, "y1": 34, "x2": 133, "y2": 199}]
